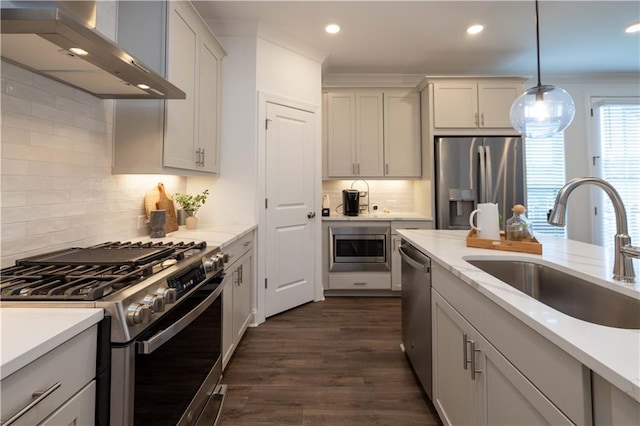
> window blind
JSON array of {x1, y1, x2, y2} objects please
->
[
  {"x1": 525, "y1": 134, "x2": 567, "y2": 237},
  {"x1": 596, "y1": 102, "x2": 640, "y2": 252}
]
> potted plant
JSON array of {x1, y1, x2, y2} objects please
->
[{"x1": 174, "y1": 189, "x2": 209, "y2": 229}]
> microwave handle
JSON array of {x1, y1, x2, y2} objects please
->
[{"x1": 137, "y1": 276, "x2": 223, "y2": 355}]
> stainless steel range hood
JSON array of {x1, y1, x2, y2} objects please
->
[{"x1": 1, "y1": 1, "x2": 186, "y2": 99}]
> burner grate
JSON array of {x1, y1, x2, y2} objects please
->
[{"x1": 0, "y1": 241, "x2": 207, "y2": 300}]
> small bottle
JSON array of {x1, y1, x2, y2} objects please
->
[{"x1": 506, "y1": 204, "x2": 534, "y2": 241}]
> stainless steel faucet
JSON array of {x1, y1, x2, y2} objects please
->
[{"x1": 548, "y1": 177, "x2": 640, "y2": 283}]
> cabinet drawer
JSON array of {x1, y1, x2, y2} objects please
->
[
  {"x1": 225, "y1": 232, "x2": 254, "y2": 268},
  {"x1": 1, "y1": 326, "x2": 97, "y2": 426},
  {"x1": 39, "y1": 381, "x2": 95, "y2": 426},
  {"x1": 329, "y1": 272, "x2": 390, "y2": 290},
  {"x1": 391, "y1": 220, "x2": 433, "y2": 233}
]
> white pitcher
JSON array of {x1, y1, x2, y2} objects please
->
[{"x1": 469, "y1": 203, "x2": 501, "y2": 240}]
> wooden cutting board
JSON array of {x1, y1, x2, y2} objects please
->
[{"x1": 155, "y1": 183, "x2": 178, "y2": 233}]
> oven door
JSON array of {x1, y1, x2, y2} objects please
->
[
  {"x1": 329, "y1": 226, "x2": 390, "y2": 272},
  {"x1": 112, "y1": 274, "x2": 226, "y2": 426}
]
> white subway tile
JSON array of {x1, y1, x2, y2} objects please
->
[
  {"x1": 1, "y1": 234, "x2": 52, "y2": 257},
  {"x1": 73, "y1": 114, "x2": 107, "y2": 133},
  {"x1": 1, "y1": 61, "x2": 34, "y2": 85},
  {"x1": 27, "y1": 217, "x2": 69, "y2": 236},
  {"x1": 1, "y1": 191, "x2": 28, "y2": 207},
  {"x1": 2, "y1": 110, "x2": 53, "y2": 134},
  {"x1": 2, "y1": 78, "x2": 54, "y2": 106},
  {"x1": 2, "y1": 222, "x2": 27, "y2": 240},
  {"x1": 53, "y1": 122, "x2": 94, "y2": 141},
  {"x1": 2, "y1": 205, "x2": 52, "y2": 223},
  {"x1": 31, "y1": 131, "x2": 74, "y2": 151},
  {"x1": 1, "y1": 125, "x2": 31, "y2": 145},
  {"x1": 33, "y1": 73, "x2": 76, "y2": 99},
  {"x1": 1, "y1": 159, "x2": 29, "y2": 176},
  {"x1": 27, "y1": 190, "x2": 70, "y2": 206},
  {"x1": 49, "y1": 226, "x2": 88, "y2": 246},
  {"x1": 1, "y1": 94, "x2": 32, "y2": 115},
  {"x1": 48, "y1": 202, "x2": 88, "y2": 218},
  {"x1": 32, "y1": 102, "x2": 75, "y2": 126},
  {"x1": 1, "y1": 175, "x2": 53, "y2": 191}
]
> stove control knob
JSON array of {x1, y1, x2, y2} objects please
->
[
  {"x1": 156, "y1": 287, "x2": 177, "y2": 305},
  {"x1": 143, "y1": 294, "x2": 164, "y2": 313},
  {"x1": 204, "y1": 256, "x2": 217, "y2": 272},
  {"x1": 127, "y1": 303, "x2": 151, "y2": 326}
]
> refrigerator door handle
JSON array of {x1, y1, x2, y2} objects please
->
[
  {"x1": 478, "y1": 145, "x2": 486, "y2": 203},
  {"x1": 485, "y1": 145, "x2": 493, "y2": 203}
]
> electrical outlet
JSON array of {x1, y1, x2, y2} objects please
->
[{"x1": 137, "y1": 215, "x2": 147, "y2": 229}]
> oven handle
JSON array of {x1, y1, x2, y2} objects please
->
[{"x1": 137, "y1": 275, "x2": 224, "y2": 355}]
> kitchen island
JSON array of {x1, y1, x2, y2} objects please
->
[{"x1": 398, "y1": 229, "x2": 640, "y2": 424}]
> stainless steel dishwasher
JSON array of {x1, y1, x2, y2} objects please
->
[{"x1": 399, "y1": 240, "x2": 432, "y2": 399}]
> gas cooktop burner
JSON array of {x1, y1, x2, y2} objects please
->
[{"x1": 0, "y1": 241, "x2": 207, "y2": 301}]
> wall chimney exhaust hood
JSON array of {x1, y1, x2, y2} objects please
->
[{"x1": 1, "y1": 1, "x2": 186, "y2": 99}]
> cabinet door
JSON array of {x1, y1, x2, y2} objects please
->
[
  {"x1": 432, "y1": 290, "x2": 478, "y2": 425},
  {"x1": 477, "y1": 83, "x2": 521, "y2": 128},
  {"x1": 198, "y1": 34, "x2": 222, "y2": 173},
  {"x1": 233, "y1": 253, "x2": 252, "y2": 343},
  {"x1": 433, "y1": 82, "x2": 478, "y2": 128},
  {"x1": 384, "y1": 91, "x2": 421, "y2": 177},
  {"x1": 327, "y1": 92, "x2": 357, "y2": 177},
  {"x1": 40, "y1": 381, "x2": 95, "y2": 426},
  {"x1": 480, "y1": 336, "x2": 573, "y2": 426},
  {"x1": 164, "y1": 1, "x2": 198, "y2": 170},
  {"x1": 355, "y1": 91, "x2": 384, "y2": 177}
]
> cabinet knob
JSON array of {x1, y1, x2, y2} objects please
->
[{"x1": 307, "y1": 211, "x2": 316, "y2": 219}]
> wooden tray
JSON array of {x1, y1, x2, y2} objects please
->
[{"x1": 466, "y1": 229, "x2": 542, "y2": 254}]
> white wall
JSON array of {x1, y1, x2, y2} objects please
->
[{"x1": 0, "y1": 61, "x2": 186, "y2": 268}]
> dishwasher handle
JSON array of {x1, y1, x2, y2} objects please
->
[{"x1": 399, "y1": 243, "x2": 431, "y2": 273}]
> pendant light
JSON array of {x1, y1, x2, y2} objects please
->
[{"x1": 510, "y1": 0, "x2": 575, "y2": 138}]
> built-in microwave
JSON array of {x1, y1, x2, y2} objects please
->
[{"x1": 329, "y1": 226, "x2": 390, "y2": 272}]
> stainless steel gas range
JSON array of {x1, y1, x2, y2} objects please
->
[{"x1": 1, "y1": 239, "x2": 229, "y2": 426}]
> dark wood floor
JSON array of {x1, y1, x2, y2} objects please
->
[{"x1": 218, "y1": 297, "x2": 442, "y2": 426}]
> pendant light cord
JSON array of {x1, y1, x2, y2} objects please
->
[{"x1": 535, "y1": 0, "x2": 542, "y2": 87}]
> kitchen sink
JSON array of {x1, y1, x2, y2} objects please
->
[{"x1": 466, "y1": 259, "x2": 640, "y2": 330}]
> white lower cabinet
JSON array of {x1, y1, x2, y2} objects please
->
[
  {"x1": 0, "y1": 326, "x2": 97, "y2": 426},
  {"x1": 431, "y1": 262, "x2": 593, "y2": 425},
  {"x1": 433, "y1": 290, "x2": 572, "y2": 425},
  {"x1": 222, "y1": 232, "x2": 254, "y2": 369}
]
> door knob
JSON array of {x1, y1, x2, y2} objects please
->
[{"x1": 307, "y1": 212, "x2": 316, "y2": 219}]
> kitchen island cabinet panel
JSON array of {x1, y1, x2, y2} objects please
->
[{"x1": 432, "y1": 262, "x2": 592, "y2": 425}]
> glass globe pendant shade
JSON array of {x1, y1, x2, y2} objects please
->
[{"x1": 510, "y1": 84, "x2": 575, "y2": 138}]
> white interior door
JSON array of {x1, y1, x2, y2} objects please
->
[{"x1": 265, "y1": 102, "x2": 316, "y2": 317}]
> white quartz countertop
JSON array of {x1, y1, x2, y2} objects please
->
[
  {"x1": 397, "y1": 229, "x2": 640, "y2": 403},
  {"x1": 1, "y1": 308, "x2": 103, "y2": 380},
  {"x1": 170, "y1": 223, "x2": 256, "y2": 248},
  {"x1": 323, "y1": 212, "x2": 433, "y2": 221}
]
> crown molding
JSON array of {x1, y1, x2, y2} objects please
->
[{"x1": 322, "y1": 73, "x2": 424, "y2": 88}]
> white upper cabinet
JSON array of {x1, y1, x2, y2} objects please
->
[
  {"x1": 432, "y1": 80, "x2": 524, "y2": 129},
  {"x1": 113, "y1": 0, "x2": 225, "y2": 175},
  {"x1": 325, "y1": 89, "x2": 421, "y2": 178}
]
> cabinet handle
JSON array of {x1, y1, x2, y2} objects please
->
[
  {"x1": 353, "y1": 282, "x2": 367, "y2": 286},
  {"x1": 2, "y1": 381, "x2": 61, "y2": 425},
  {"x1": 201, "y1": 148, "x2": 205, "y2": 166},
  {"x1": 385, "y1": 163, "x2": 389, "y2": 175},
  {"x1": 470, "y1": 340, "x2": 482, "y2": 381},
  {"x1": 480, "y1": 112, "x2": 485, "y2": 127},
  {"x1": 474, "y1": 112, "x2": 479, "y2": 127},
  {"x1": 357, "y1": 163, "x2": 360, "y2": 175},
  {"x1": 463, "y1": 333, "x2": 470, "y2": 370},
  {"x1": 352, "y1": 163, "x2": 356, "y2": 175},
  {"x1": 239, "y1": 265, "x2": 243, "y2": 285}
]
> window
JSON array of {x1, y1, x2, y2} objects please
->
[
  {"x1": 525, "y1": 133, "x2": 567, "y2": 237},
  {"x1": 592, "y1": 99, "x2": 640, "y2": 251}
]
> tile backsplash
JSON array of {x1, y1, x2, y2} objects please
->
[
  {"x1": 322, "y1": 180, "x2": 415, "y2": 214},
  {"x1": 1, "y1": 60, "x2": 185, "y2": 268}
]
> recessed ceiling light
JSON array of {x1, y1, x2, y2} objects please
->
[
  {"x1": 625, "y1": 22, "x2": 640, "y2": 33},
  {"x1": 137, "y1": 84, "x2": 151, "y2": 90},
  {"x1": 467, "y1": 24, "x2": 485, "y2": 35},
  {"x1": 325, "y1": 24, "x2": 340, "y2": 34},
  {"x1": 69, "y1": 47, "x2": 89, "y2": 56}
]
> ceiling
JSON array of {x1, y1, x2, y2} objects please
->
[{"x1": 193, "y1": 1, "x2": 640, "y2": 79}]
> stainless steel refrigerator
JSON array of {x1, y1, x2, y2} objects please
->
[{"x1": 435, "y1": 136, "x2": 526, "y2": 230}]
